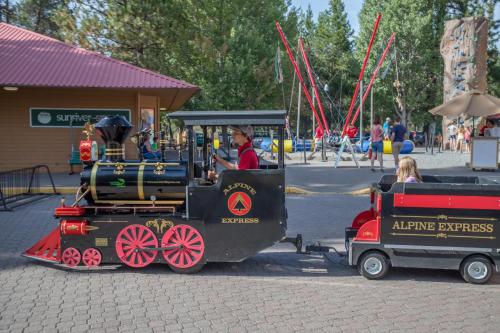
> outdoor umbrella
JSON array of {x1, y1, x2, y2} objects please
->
[{"x1": 429, "y1": 90, "x2": 500, "y2": 117}]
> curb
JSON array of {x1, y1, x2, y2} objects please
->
[{"x1": 285, "y1": 186, "x2": 314, "y2": 195}]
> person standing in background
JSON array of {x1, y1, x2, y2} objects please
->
[
  {"x1": 391, "y1": 117, "x2": 407, "y2": 168},
  {"x1": 383, "y1": 117, "x2": 391, "y2": 140},
  {"x1": 456, "y1": 125, "x2": 465, "y2": 153},
  {"x1": 447, "y1": 121, "x2": 458, "y2": 151},
  {"x1": 308, "y1": 125, "x2": 324, "y2": 159},
  {"x1": 464, "y1": 126, "x2": 472, "y2": 153},
  {"x1": 370, "y1": 116, "x2": 384, "y2": 172}
]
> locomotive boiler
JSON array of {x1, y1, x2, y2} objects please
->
[{"x1": 80, "y1": 116, "x2": 188, "y2": 205}]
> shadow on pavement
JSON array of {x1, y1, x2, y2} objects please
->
[{"x1": 13, "y1": 251, "x2": 499, "y2": 285}]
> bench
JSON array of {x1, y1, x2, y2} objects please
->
[{"x1": 68, "y1": 150, "x2": 81, "y2": 175}]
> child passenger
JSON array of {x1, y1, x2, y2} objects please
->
[{"x1": 396, "y1": 156, "x2": 422, "y2": 183}]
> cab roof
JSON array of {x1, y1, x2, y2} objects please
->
[{"x1": 168, "y1": 110, "x2": 286, "y2": 126}]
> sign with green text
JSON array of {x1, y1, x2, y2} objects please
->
[{"x1": 30, "y1": 108, "x2": 131, "y2": 128}]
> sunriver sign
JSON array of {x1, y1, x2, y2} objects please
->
[{"x1": 30, "y1": 108, "x2": 131, "y2": 128}]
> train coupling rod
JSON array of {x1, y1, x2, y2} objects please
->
[
  {"x1": 280, "y1": 234, "x2": 309, "y2": 254},
  {"x1": 306, "y1": 243, "x2": 346, "y2": 257}
]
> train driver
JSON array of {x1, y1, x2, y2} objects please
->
[{"x1": 208, "y1": 125, "x2": 259, "y2": 180}]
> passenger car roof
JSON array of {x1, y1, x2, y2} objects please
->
[{"x1": 168, "y1": 110, "x2": 286, "y2": 126}]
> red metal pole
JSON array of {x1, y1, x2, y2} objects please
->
[
  {"x1": 350, "y1": 33, "x2": 396, "y2": 126},
  {"x1": 275, "y1": 21, "x2": 324, "y2": 133},
  {"x1": 299, "y1": 38, "x2": 330, "y2": 134},
  {"x1": 341, "y1": 13, "x2": 382, "y2": 137}
]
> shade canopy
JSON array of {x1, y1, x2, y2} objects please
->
[{"x1": 429, "y1": 90, "x2": 500, "y2": 117}]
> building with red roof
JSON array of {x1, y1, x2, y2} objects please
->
[{"x1": 0, "y1": 22, "x2": 199, "y2": 171}]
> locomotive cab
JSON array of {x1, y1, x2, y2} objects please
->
[{"x1": 168, "y1": 110, "x2": 287, "y2": 263}]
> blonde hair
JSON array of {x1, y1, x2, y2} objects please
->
[{"x1": 397, "y1": 156, "x2": 422, "y2": 182}]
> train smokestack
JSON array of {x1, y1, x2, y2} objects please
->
[{"x1": 94, "y1": 116, "x2": 133, "y2": 162}]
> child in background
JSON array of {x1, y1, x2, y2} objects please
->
[
  {"x1": 464, "y1": 126, "x2": 472, "y2": 153},
  {"x1": 397, "y1": 156, "x2": 422, "y2": 183}
]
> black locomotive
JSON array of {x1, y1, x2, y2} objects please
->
[{"x1": 24, "y1": 111, "x2": 287, "y2": 273}]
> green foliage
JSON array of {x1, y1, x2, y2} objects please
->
[
  {"x1": 356, "y1": 0, "x2": 446, "y2": 128},
  {"x1": 10, "y1": 0, "x2": 66, "y2": 38},
  {"x1": 6, "y1": 0, "x2": 498, "y2": 133},
  {"x1": 0, "y1": 0, "x2": 15, "y2": 23},
  {"x1": 51, "y1": 0, "x2": 300, "y2": 112}
]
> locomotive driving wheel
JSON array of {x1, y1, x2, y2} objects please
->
[
  {"x1": 82, "y1": 248, "x2": 102, "y2": 267},
  {"x1": 161, "y1": 224, "x2": 205, "y2": 274},
  {"x1": 115, "y1": 224, "x2": 158, "y2": 268},
  {"x1": 61, "y1": 247, "x2": 81, "y2": 267}
]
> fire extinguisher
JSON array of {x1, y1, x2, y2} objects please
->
[{"x1": 368, "y1": 143, "x2": 373, "y2": 159}]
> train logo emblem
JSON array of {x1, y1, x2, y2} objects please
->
[{"x1": 227, "y1": 192, "x2": 252, "y2": 216}]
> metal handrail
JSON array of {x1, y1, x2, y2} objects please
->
[{"x1": 0, "y1": 164, "x2": 58, "y2": 211}]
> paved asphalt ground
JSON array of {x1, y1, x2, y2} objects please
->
[
  {"x1": 0, "y1": 190, "x2": 499, "y2": 332},
  {"x1": 3, "y1": 151, "x2": 500, "y2": 332}
]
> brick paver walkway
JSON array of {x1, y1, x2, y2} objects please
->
[{"x1": 0, "y1": 196, "x2": 499, "y2": 332}]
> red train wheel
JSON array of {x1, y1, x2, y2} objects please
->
[
  {"x1": 61, "y1": 247, "x2": 81, "y2": 267},
  {"x1": 115, "y1": 224, "x2": 158, "y2": 268},
  {"x1": 161, "y1": 224, "x2": 205, "y2": 273},
  {"x1": 82, "y1": 248, "x2": 102, "y2": 267}
]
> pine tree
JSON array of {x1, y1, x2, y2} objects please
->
[
  {"x1": 12, "y1": 0, "x2": 67, "y2": 39},
  {"x1": 56, "y1": 0, "x2": 300, "y2": 111}
]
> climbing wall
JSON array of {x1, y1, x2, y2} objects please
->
[{"x1": 440, "y1": 17, "x2": 488, "y2": 143}]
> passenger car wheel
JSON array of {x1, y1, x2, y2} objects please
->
[
  {"x1": 358, "y1": 251, "x2": 389, "y2": 280},
  {"x1": 460, "y1": 255, "x2": 493, "y2": 284}
]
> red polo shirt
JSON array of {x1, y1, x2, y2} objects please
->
[
  {"x1": 315, "y1": 126, "x2": 324, "y2": 140},
  {"x1": 237, "y1": 140, "x2": 259, "y2": 170}
]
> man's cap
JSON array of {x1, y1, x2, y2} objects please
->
[
  {"x1": 386, "y1": 117, "x2": 391, "y2": 121},
  {"x1": 229, "y1": 125, "x2": 254, "y2": 138}
]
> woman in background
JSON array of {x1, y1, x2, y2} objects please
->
[
  {"x1": 370, "y1": 116, "x2": 384, "y2": 172},
  {"x1": 456, "y1": 125, "x2": 465, "y2": 153}
]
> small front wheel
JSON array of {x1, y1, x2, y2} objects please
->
[
  {"x1": 460, "y1": 256, "x2": 493, "y2": 284},
  {"x1": 358, "y1": 251, "x2": 389, "y2": 280}
]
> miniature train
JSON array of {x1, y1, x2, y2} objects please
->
[{"x1": 23, "y1": 112, "x2": 499, "y2": 283}]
